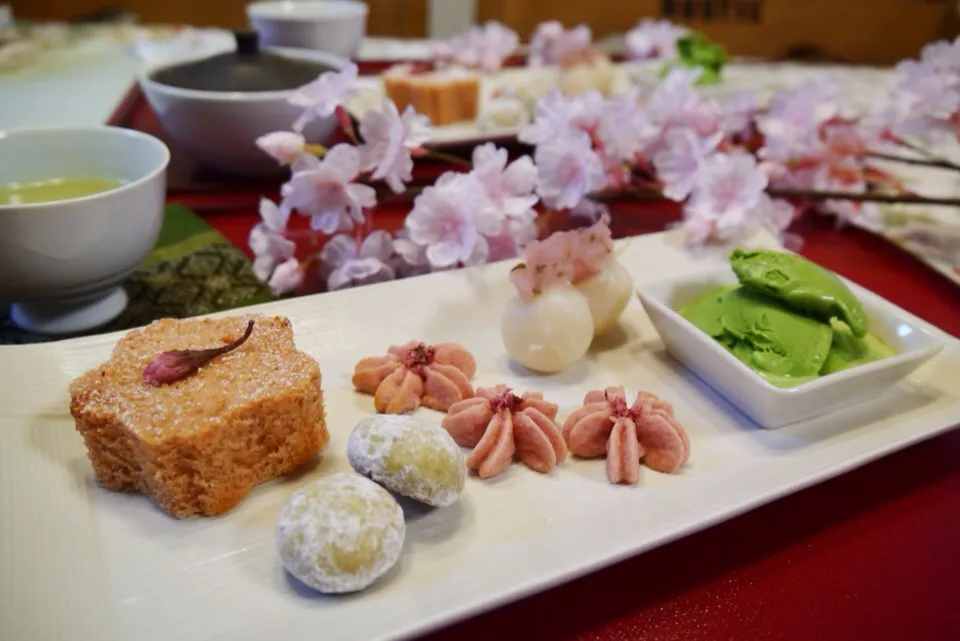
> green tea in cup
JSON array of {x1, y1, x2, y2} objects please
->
[{"x1": 0, "y1": 176, "x2": 123, "y2": 205}]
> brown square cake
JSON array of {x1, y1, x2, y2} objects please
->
[
  {"x1": 68, "y1": 314, "x2": 327, "y2": 518},
  {"x1": 383, "y1": 63, "x2": 480, "y2": 126}
]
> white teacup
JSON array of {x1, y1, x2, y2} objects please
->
[
  {"x1": 247, "y1": 0, "x2": 368, "y2": 58},
  {"x1": 0, "y1": 125, "x2": 170, "y2": 335}
]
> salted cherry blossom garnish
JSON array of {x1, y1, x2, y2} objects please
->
[
  {"x1": 358, "y1": 99, "x2": 431, "y2": 194},
  {"x1": 562, "y1": 386, "x2": 691, "y2": 485},
  {"x1": 280, "y1": 144, "x2": 377, "y2": 234},
  {"x1": 143, "y1": 320, "x2": 255, "y2": 385},
  {"x1": 442, "y1": 385, "x2": 567, "y2": 479},
  {"x1": 352, "y1": 341, "x2": 476, "y2": 414}
]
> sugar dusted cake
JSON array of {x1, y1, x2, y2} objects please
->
[{"x1": 68, "y1": 314, "x2": 327, "y2": 518}]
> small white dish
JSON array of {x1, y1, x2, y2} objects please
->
[
  {"x1": 247, "y1": 0, "x2": 368, "y2": 58},
  {"x1": 0, "y1": 125, "x2": 169, "y2": 335},
  {"x1": 139, "y1": 45, "x2": 348, "y2": 177},
  {"x1": 637, "y1": 267, "x2": 947, "y2": 429}
]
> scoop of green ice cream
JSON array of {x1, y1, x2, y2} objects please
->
[
  {"x1": 730, "y1": 249, "x2": 868, "y2": 337},
  {"x1": 822, "y1": 319, "x2": 896, "y2": 375},
  {"x1": 679, "y1": 285, "x2": 834, "y2": 388}
]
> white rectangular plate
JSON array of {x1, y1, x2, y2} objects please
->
[{"x1": 3, "y1": 229, "x2": 959, "y2": 641}]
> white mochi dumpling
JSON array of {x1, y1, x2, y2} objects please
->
[
  {"x1": 575, "y1": 259, "x2": 634, "y2": 336},
  {"x1": 501, "y1": 284, "x2": 594, "y2": 374}
]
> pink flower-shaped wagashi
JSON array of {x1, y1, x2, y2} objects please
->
[
  {"x1": 352, "y1": 341, "x2": 477, "y2": 414},
  {"x1": 562, "y1": 386, "x2": 691, "y2": 485},
  {"x1": 442, "y1": 385, "x2": 567, "y2": 478}
]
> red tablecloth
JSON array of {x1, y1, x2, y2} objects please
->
[{"x1": 123, "y1": 87, "x2": 960, "y2": 641}]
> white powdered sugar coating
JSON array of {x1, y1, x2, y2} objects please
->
[
  {"x1": 275, "y1": 473, "x2": 405, "y2": 594},
  {"x1": 347, "y1": 415, "x2": 466, "y2": 508}
]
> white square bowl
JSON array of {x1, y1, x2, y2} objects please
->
[{"x1": 636, "y1": 267, "x2": 947, "y2": 429}]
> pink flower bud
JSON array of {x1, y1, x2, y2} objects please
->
[
  {"x1": 142, "y1": 321, "x2": 255, "y2": 385},
  {"x1": 255, "y1": 132, "x2": 306, "y2": 165}
]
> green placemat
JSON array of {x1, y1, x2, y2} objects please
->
[{"x1": 0, "y1": 203, "x2": 272, "y2": 344}]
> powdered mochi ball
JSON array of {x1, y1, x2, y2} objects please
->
[
  {"x1": 347, "y1": 414, "x2": 466, "y2": 508},
  {"x1": 276, "y1": 473, "x2": 405, "y2": 594}
]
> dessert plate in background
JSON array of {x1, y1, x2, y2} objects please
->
[{"x1": 3, "y1": 228, "x2": 959, "y2": 641}]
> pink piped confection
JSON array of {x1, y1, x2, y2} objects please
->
[
  {"x1": 562, "y1": 385, "x2": 690, "y2": 485},
  {"x1": 442, "y1": 384, "x2": 567, "y2": 479},
  {"x1": 352, "y1": 341, "x2": 476, "y2": 414}
]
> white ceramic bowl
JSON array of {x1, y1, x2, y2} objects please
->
[
  {"x1": 247, "y1": 0, "x2": 368, "y2": 58},
  {"x1": 0, "y1": 126, "x2": 169, "y2": 335},
  {"x1": 637, "y1": 268, "x2": 946, "y2": 429},
  {"x1": 139, "y1": 46, "x2": 348, "y2": 177}
]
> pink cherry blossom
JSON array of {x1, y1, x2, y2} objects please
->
[
  {"x1": 392, "y1": 228, "x2": 433, "y2": 277},
  {"x1": 882, "y1": 58, "x2": 960, "y2": 142},
  {"x1": 471, "y1": 143, "x2": 539, "y2": 216},
  {"x1": 528, "y1": 22, "x2": 592, "y2": 67},
  {"x1": 319, "y1": 231, "x2": 397, "y2": 291},
  {"x1": 280, "y1": 144, "x2": 376, "y2": 234},
  {"x1": 653, "y1": 128, "x2": 722, "y2": 201},
  {"x1": 757, "y1": 81, "x2": 837, "y2": 161},
  {"x1": 683, "y1": 151, "x2": 774, "y2": 242},
  {"x1": 595, "y1": 88, "x2": 652, "y2": 162},
  {"x1": 919, "y1": 36, "x2": 960, "y2": 72},
  {"x1": 569, "y1": 197, "x2": 609, "y2": 223},
  {"x1": 404, "y1": 172, "x2": 504, "y2": 268},
  {"x1": 358, "y1": 99, "x2": 431, "y2": 193},
  {"x1": 255, "y1": 131, "x2": 306, "y2": 164},
  {"x1": 625, "y1": 19, "x2": 688, "y2": 60},
  {"x1": 289, "y1": 63, "x2": 360, "y2": 132},
  {"x1": 268, "y1": 257, "x2": 304, "y2": 296},
  {"x1": 249, "y1": 198, "x2": 295, "y2": 283},
  {"x1": 534, "y1": 131, "x2": 607, "y2": 210},
  {"x1": 518, "y1": 89, "x2": 604, "y2": 146},
  {"x1": 432, "y1": 21, "x2": 519, "y2": 72},
  {"x1": 716, "y1": 90, "x2": 757, "y2": 139},
  {"x1": 647, "y1": 68, "x2": 718, "y2": 132}
]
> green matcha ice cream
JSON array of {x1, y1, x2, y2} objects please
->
[
  {"x1": 677, "y1": 249, "x2": 896, "y2": 388},
  {"x1": 679, "y1": 285, "x2": 833, "y2": 387},
  {"x1": 821, "y1": 319, "x2": 896, "y2": 375},
  {"x1": 730, "y1": 248, "x2": 869, "y2": 337}
]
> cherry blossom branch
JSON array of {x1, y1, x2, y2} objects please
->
[
  {"x1": 766, "y1": 188, "x2": 960, "y2": 207},
  {"x1": 420, "y1": 148, "x2": 473, "y2": 168},
  {"x1": 865, "y1": 151, "x2": 960, "y2": 173}
]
